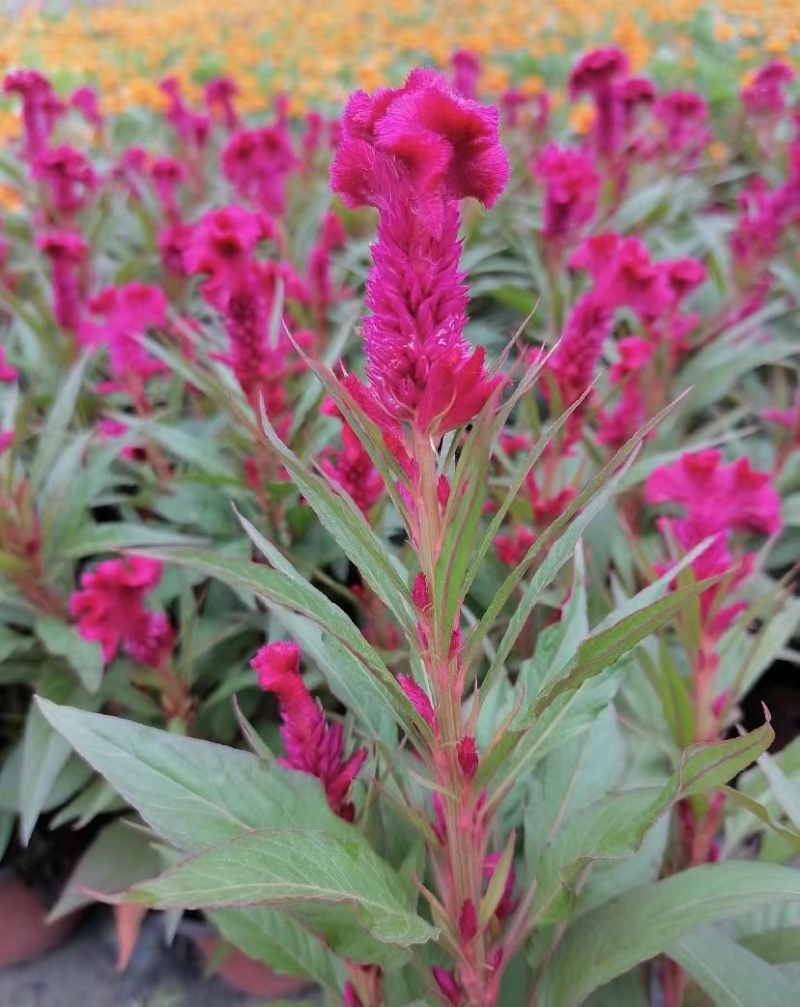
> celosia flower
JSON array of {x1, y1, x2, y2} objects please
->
[
  {"x1": 532, "y1": 143, "x2": 600, "y2": 243},
  {"x1": 320, "y1": 424, "x2": 384, "y2": 515},
  {"x1": 70, "y1": 557, "x2": 164, "y2": 664},
  {"x1": 36, "y1": 229, "x2": 89, "y2": 332},
  {"x1": 646, "y1": 450, "x2": 781, "y2": 540},
  {"x1": 543, "y1": 293, "x2": 611, "y2": 411},
  {"x1": 70, "y1": 86, "x2": 103, "y2": 129},
  {"x1": 432, "y1": 966, "x2": 462, "y2": 1007},
  {"x1": 655, "y1": 91, "x2": 709, "y2": 161},
  {"x1": 646, "y1": 452, "x2": 782, "y2": 641},
  {"x1": 500, "y1": 88, "x2": 527, "y2": 128},
  {"x1": 222, "y1": 125, "x2": 299, "y2": 216},
  {"x1": 331, "y1": 69, "x2": 508, "y2": 439},
  {"x1": 33, "y1": 145, "x2": 98, "y2": 218},
  {"x1": 456, "y1": 737, "x2": 478, "y2": 780},
  {"x1": 79, "y1": 283, "x2": 168, "y2": 391},
  {"x1": 570, "y1": 234, "x2": 669, "y2": 321},
  {"x1": 741, "y1": 61, "x2": 795, "y2": 118},
  {"x1": 252, "y1": 642, "x2": 367, "y2": 821},
  {"x1": 568, "y1": 48, "x2": 629, "y2": 157},
  {"x1": 204, "y1": 76, "x2": 239, "y2": 131},
  {"x1": 451, "y1": 50, "x2": 481, "y2": 100},
  {"x1": 3, "y1": 70, "x2": 64, "y2": 159},
  {"x1": 160, "y1": 77, "x2": 210, "y2": 149},
  {"x1": 0, "y1": 431, "x2": 14, "y2": 456},
  {"x1": 185, "y1": 205, "x2": 307, "y2": 407},
  {"x1": 494, "y1": 526, "x2": 537, "y2": 566},
  {"x1": 123, "y1": 611, "x2": 175, "y2": 668},
  {"x1": 150, "y1": 157, "x2": 188, "y2": 220}
]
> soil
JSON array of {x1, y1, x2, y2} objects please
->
[{"x1": 0, "y1": 908, "x2": 298, "y2": 1007}]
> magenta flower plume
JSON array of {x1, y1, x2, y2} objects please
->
[
  {"x1": 33, "y1": 145, "x2": 98, "y2": 218},
  {"x1": 252, "y1": 642, "x2": 367, "y2": 821},
  {"x1": 3, "y1": 70, "x2": 64, "y2": 159},
  {"x1": 36, "y1": 229, "x2": 89, "y2": 332},
  {"x1": 645, "y1": 451, "x2": 782, "y2": 642},
  {"x1": 79, "y1": 282, "x2": 168, "y2": 392},
  {"x1": 69, "y1": 557, "x2": 164, "y2": 665},
  {"x1": 533, "y1": 143, "x2": 600, "y2": 243},
  {"x1": 568, "y1": 48, "x2": 629, "y2": 158},
  {"x1": 320, "y1": 423, "x2": 384, "y2": 515},
  {"x1": 331, "y1": 69, "x2": 508, "y2": 439},
  {"x1": 0, "y1": 347, "x2": 18, "y2": 383}
]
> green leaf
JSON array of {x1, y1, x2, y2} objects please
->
[
  {"x1": 754, "y1": 748, "x2": 800, "y2": 831},
  {"x1": 259, "y1": 408, "x2": 416, "y2": 638},
  {"x1": 131, "y1": 828, "x2": 438, "y2": 964},
  {"x1": 36, "y1": 700, "x2": 351, "y2": 851},
  {"x1": 36, "y1": 617, "x2": 104, "y2": 694},
  {"x1": 132, "y1": 546, "x2": 419, "y2": 736},
  {"x1": 29, "y1": 352, "x2": 90, "y2": 492},
  {"x1": 518, "y1": 582, "x2": 710, "y2": 727},
  {"x1": 537, "y1": 863, "x2": 800, "y2": 1007},
  {"x1": 722, "y1": 787, "x2": 800, "y2": 852},
  {"x1": 468, "y1": 392, "x2": 690, "y2": 676},
  {"x1": 668, "y1": 925, "x2": 800, "y2": 1007},
  {"x1": 60, "y1": 522, "x2": 205, "y2": 560},
  {"x1": 210, "y1": 906, "x2": 344, "y2": 994},
  {"x1": 530, "y1": 721, "x2": 774, "y2": 924},
  {"x1": 21, "y1": 675, "x2": 94, "y2": 843},
  {"x1": 49, "y1": 819, "x2": 163, "y2": 920}
]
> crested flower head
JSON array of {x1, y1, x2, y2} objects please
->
[
  {"x1": 79, "y1": 282, "x2": 168, "y2": 387},
  {"x1": 33, "y1": 145, "x2": 98, "y2": 218},
  {"x1": 568, "y1": 48, "x2": 629, "y2": 99},
  {"x1": 70, "y1": 557, "x2": 164, "y2": 664},
  {"x1": 331, "y1": 68, "x2": 508, "y2": 219},
  {"x1": 252, "y1": 642, "x2": 367, "y2": 820},
  {"x1": 331, "y1": 71, "x2": 508, "y2": 438},
  {"x1": 451, "y1": 49, "x2": 482, "y2": 99},
  {"x1": 533, "y1": 142, "x2": 600, "y2": 242}
]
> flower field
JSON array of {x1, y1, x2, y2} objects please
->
[{"x1": 1, "y1": 3, "x2": 800, "y2": 1006}]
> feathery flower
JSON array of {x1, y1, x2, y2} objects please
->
[
  {"x1": 252, "y1": 642, "x2": 367, "y2": 820},
  {"x1": 320, "y1": 423, "x2": 384, "y2": 515},
  {"x1": 36, "y1": 229, "x2": 89, "y2": 332},
  {"x1": 70, "y1": 557, "x2": 164, "y2": 664},
  {"x1": 331, "y1": 69, "x2": 508, "y2": 439},
  {"x1": 33, "y1": 145, "x2": 98, "y2": 218},
  {"x1": 533, "y1": 143, "x2": 600, "y2": 243},
  {"x1": 568, "y1": 48, "x2": 629, "y2": 158},
  {"x1": 3, "y1": 70, "x2": 64, "y2": 159}
]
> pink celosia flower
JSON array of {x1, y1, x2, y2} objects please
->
[
  {"x1": 70, "y1": 86, "x2": 103, "y2": 129},
  {"x1": 204, "y1": 76, "x2": 239, "y2": 131},
  {"x1": 532, "y1": 143, "x2": 600, "y2": 243},
  {"x1": 331, "y1": 69, "x2": 508, "y2": 439},
  {"x1": 79, "y1": 283, "x2": 168, "y2": 392},
  {"x1": 646, "y1": 450, "x2": 782, "y2": 540},
  {"x1": 320, "y1": 424, "x2": 384, "y2": 515},
  {"x1": 158, "y1": 221, "x2": 194, "y2": 278},
  {"x1": 646, "y1": 452, "x2": 782, "y2": 642},
  {"x1": 70, "y1": 557, "x2": 164, "y2": 664},
  {"x1": 568, "y1": 48, "x2": 629, "y2": 157},
  {"x1": 252, "y1": 642, "x2": 367, "y2": 820},
  {"x1": 36, "y1": 230, "x2": 89, "y2": 332},
  {"x1": 307, "y1": 210, "x2": 348, "y2": 324},
  {"x1": 222, "y1": 125, "x2": 299, "y2": 216},
  {"x1": 615, "y1": 76, "x2": 657, "y2": 127},
  {"x1": 160, "y1": 77, "x2": 210, "y2": 149},
  {"x1": 0, "y1": 347, "x2": 18, "y2": 382},
  {"x1": 302, "y1": 109, "x2": 325, "y2": 165},
  {"x1": 184, "y1": 205, "x2": 308, "y2": 407},
  {"x1": 150, "y1": 157, "x2": 188, "y2": 220},
  {"x1": 0, "y1": 431, "x2": 14, "y2": 455},
  {"x1": 570, "y1": 234, "x2": 670, "y2": 321},
  {"x1": 33, "y1": 145, "x2": 98, "y2": 218},
  {"x1": 451, "y1": 50, "x2": 481, "y2": 100},
  {"x1": 741, "y1": 61, "x2": 795, "y2": 118},
  {"x1": 3, "y1": 69, "x2": 64, "y2": 158},
  {"x1": 500, "y1": 88, "x2": 527, "y2": 128},
  {"x1": 655, "y1": 91, "x2": 709, "y2": 162},
  {"x1": 543, "y1": 293, "x2": 611, "y2": 411},
  {"x1": 123, "y1": 610, "x2": 175, "y2": 668}
]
